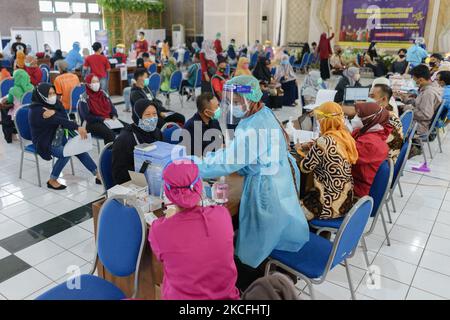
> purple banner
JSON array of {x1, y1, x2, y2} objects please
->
[{"x1": 339, "y1": 0, "x2": 429, "y2": 43}]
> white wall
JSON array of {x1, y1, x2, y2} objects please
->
[{"x1": 203, "y1": 0, "x2": 249, "y2": 45}]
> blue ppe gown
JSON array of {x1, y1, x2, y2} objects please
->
[
  {"x1": 65, "y1": 43, "x2": 84, "y2": 71},
  {"x1": 195, "y1": 106, "x2": 309, "y2": 268}
]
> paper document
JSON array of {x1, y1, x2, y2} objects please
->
[
  {"x1": 303, "y1": 90, "x2": 338, "y2": 111},
  {"x1": 63, "y1": 134, "x2": 93, "y2": 157},
  {"x1": 104, "y1": 119, "x2": 124, "y2": 130},
  {"x1": 293, "y1": 130, "x2": 316, "y2": 144}
]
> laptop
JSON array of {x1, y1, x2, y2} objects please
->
[{"x1": 344, "y1": 87, "x2": 370, "y2": 104}]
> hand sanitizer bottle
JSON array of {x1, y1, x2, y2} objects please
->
[{"x1": 212, "y1": 176, "x2": 229, "y2": 204}]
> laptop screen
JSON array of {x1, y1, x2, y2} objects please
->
[{"x1": 344, "y1": 87, "x2": 370, "y2": 103}]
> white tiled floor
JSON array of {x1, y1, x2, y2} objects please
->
[{"x1": 0, "y1": 74, "x2": 449, "y2": 300}]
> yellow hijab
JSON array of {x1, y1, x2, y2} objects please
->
[
  {"x1": 235, "y1": 57, "x2": 252, "y2": 76},
  {"x1": 16, "y1": 51, "x2": 25, "y2": 69},
  {"x1": 314, "y1": 102, "x2": 358, "y2": 164}
]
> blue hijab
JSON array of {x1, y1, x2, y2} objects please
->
[{"x1": 65, "y1": 42, "x2": 84, "y2": 71}]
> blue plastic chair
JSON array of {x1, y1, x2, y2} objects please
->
[
  {"x1": 148, "y1": 73, "x2": 161, "y2": 97},
  {"x1": 293, "y1": 53, "x2": 310, "y2": 71},
  {"x1": 400, "y1": 110, "x2": 414, "y2": 141},
  {"x1": 0, "y1": 78, "x2": 14, "y2": 97},
  {"x1": 70, "y1": 85, "x2": 86, "y2": 118},
  {"x1": 40, "y1": 67, "x2": 50, "y2": 84},
  {"x1": 266, "y1": 197, "x2": 374, "y2": 300},
  {"x1": 21, "y1": 91, "x2": 33, "y2": 105},
  {"x1": 385, "y1": 124, "x2": 416, "y2": 220},
  {"x1": 40, "y1": 64, "x2": 50, "y2": 73},
  {"x1": 183, "y1": 51, "x2": 191, "y2": 64},
  {"x1": 413, "y1": 100, "x2": 446, "y2": 162},
  {"x1": 99, "y1": 142, "x2": 115, "y2": 194},
  {"x1": 36, "y1": 196, "x2": 147, "y2": 300},
  {"x1": 265, "y1": 51, "x2": 272, "y2": 60},
  {"x1": 0, "y1": 59, "x2": 12, "y2": 69},
  {"x1": 148, "y1": 63, "x2": 157, "y2": 75},
  {"x1": 310, "y1": 160, "x2": 394, "y2": 267},
  {"x1": 250, "y1": 52, "x2": 259, "y2": 69},
  {"x1": 271, "y1": 67, "x2": 276, "y2": 77},
  {"x1": 185, "y1": 67, "x2": 202, "y2": 101},
  {"x1": 173, "y1": 52, "x2": 179, "y2": 61},
  {"x1": 289, "y1": 55, "x2": 295, "y2": 66},
  {"x1": 161, "y1": 122, "x2": 182, "y2": 145},
  {"x1": 160, "y1": 70, "x2": 183, "y2": 108}
]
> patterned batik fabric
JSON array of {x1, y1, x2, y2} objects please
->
[
  {"x1": 299, "y1": 135, "x2": 354, "y2": 221},
  {"x1": 387, "y1": 112, "x2": 404, "y2": 165}
]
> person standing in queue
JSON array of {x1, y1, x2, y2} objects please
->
[
  {"x1": 192, "y1": 75, "x2": 309, "y2": 271},
  {"x1": 83, "y1": 42, "x2": 111, "y2": 93}
]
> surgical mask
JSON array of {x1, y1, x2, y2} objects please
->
[
  {"x1": 139, "y1": 117, "x2": 158, "y2": 132},
  {"x1": 144, "y1": 78, "x2": 150, "y2": 87},
  {"x1": 25, "y1": 62, "x2": 31, "y2": 67},
  {"x1": 117, "y1": 48, "x2": 124, "y2": 53},
  {"x1": 281, "y1": 60, "x2": 290, "y2": 65},
  {"x1": 351, "y1": 116, "x2": 364, "y2": 130},
  {"x1": 232, "y1": 105, "x2": 247, "y2": 119},
  {"x1": 317, "y1": 78, "x2": 323, "y2": 85},
  {"x1": 90, "y1": 83, "x2": 101, "y2": 92},
  {"x1": 38, "y1": 90, "x2": 57, "y2": 105},
  {"x1": 366, "y1": 97, "x2": 377, "y2": 103},
  {"x1": 212, "y1": 107, "x2": 222, "y2": 121},
  {"x1": 219, "y1": 68, "x2": 226, "y2": 73}
]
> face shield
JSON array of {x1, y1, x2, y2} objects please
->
[{"x1": 221, "y1": 84, "x2": 252, "y2": 126}]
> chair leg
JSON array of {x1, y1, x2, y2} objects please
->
[
  {"x1": 305, "y1": 279, "x2": 316, "y2": 300},
  {"x1": 361, "y1": 237, "x2": 372, "y2": 268},
  {"x1": 344, "y1": 260, "x2": 357, "y2": 300},
  {"x1": 418, "y1": 138, "x2": 428, "y2": 164},
  {"x1": 34, "y1": 154, "x2": 42, "y2": 187},
  {"x1": 437, "y1": 130, "x2": 443, "y2": 153},
  {"x1": 380, "y1": 210, "x2": 391, "y2": 246},
  {"x1": 390, "y1": 193, "x2": 397, "y2": 215},
  {"x1": 398, "y1": 181, "x2": 404, "y2": 198},
  {"x1": 70, "y1": 158, "x2": 75, "y2": 176},
  {"x1": 19, "y1": 151, "x2": 24, "y2": 179},
  {"x1": 427, "y1": 139, "x2": 433, "y2": 160}
]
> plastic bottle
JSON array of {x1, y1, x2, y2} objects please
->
[
  {"x1": 285, "y1": 117, "x2": 296, "y2": 142},
  {"x1": 212, "y1": 176, "x2": 229, "y2": 204}
]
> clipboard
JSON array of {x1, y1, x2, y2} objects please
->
[{"x1": 63, "y1": 134, "x2": 93, "y2": 157}]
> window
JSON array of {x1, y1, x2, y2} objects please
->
[
  {"x1": 88, "y1": 3, "x2": 100, "y2": 14},
  {"x1": 42, "y1": 20, "x2": 55, "y2": 31},
  {"x1": 39, "y1": 1, "x2": 53, "y2": 12},
  {"x1": 72, "y1": 2, "x2": 87, "y2": 13},
  {"x1": 54, "y1": 1, "x2": 71, "y2": 13},
  {"x1": 90, "y1": 21, "x2": 101, "y2": 44}
]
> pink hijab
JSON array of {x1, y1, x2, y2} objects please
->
[{"x1": 163, "y1": 160, "x2": 203, "y2": 209}]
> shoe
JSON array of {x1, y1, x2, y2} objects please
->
[
  {"x1": 47, "y1": 182, "x2": 67, "y2": 190},
  {"x1": 96, "y1": 178, "x2": 102, "y2": 185}
]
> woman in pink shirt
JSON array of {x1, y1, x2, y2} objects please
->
[{"x1": 149, "y1": 159, "x2": 240, "y2": 300}]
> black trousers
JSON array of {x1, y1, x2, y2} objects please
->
[
  {"x1": 86, "y1": 121, "x2": 123, "y2": 145},
  {"x1": 1, "y1": 109, "x2": 17, "y2": 144},
  {"x1": 320, "y1": 59, "x2": 331, "y2": 80}
]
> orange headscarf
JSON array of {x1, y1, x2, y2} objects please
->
[
  {"x1": 314, "y1": 102, "x2": 358, "y2": 164},
  {"x1": 235, "y1": 57, "x2": 252, "y2": 76},
  {"x1": 0, "y1": 68, "x2": 11, "y2": 81},
  {"x1": 16, "y1": 51, "x2": 26, "y2": 69}
]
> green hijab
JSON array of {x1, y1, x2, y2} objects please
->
[{"x1": 8, "y1": 69, "x2": 34, "y2": 102}]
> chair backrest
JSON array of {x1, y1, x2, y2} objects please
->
[
  {"x1": 148, "y1": 73, "x2": 161, "y2": 96},
  {"x1": 183, "y1": 51, "x2": 191, "y2": 64},
  {"x1": 15, "y1": 105, "x2": 32, "y2": 142},
  {"x1": 97, "y1": 197, "x2": 146, "y2": 296},
  {"x1": 328, "y1": 197, "x2": 374, "y2": 270},
  {"x1": 369, "y1": 159, "x2": 393, "y2": 218},
  {"x1": 306, "y1": 52, "x2": 314, "y2": 65},
  {"x1": 426, "y1": 100, "x2": 446, "y2": 136},
  {"x1": 161, "y1": 122, "x2": 182, "y2": 144},
  {"x1": 169, "y1": 70, "x2": 183, "y2": 91},
  {"x1": 400, "y1": 110, "x2": 414, "y2": 140},
  {"x1": 392, "y1": 134, "x2": 413, "y2": 189},
  {"x1": 148, "y1": 63, "x2": 157, "y2": 75},
  {"x1": 299, "y1": 53, "x2": 309, "y2": 67},
  {"x1": 289, "y1": 55, "x2": 295, "y2": 66},
  {"x1": 250, "y1": 52, "x2": 259, "y2": 69},
  {"x1": 70, "y1": 85, "x2": 86, "y2": 112},
  {"x1": 195, "y1": 68, "x2": 202, "y2": 88},
  {"x1": 39, "y1": 64, "x2": 50, "y2": 73},
  {"x1": 41, "y1": 68, "x2": 49, "y2": 83},
  {"x1": 266, "y1": 51, "x2": 272, "y2": 60},
  {"x1": 21, "y1": 91, "x2": 33, "y2": 105},
  {"x1": 1, "y1": 59, "x2": 12, "y2": 69},
  {"x1": 0, "y1": 78, "x2": 14, "y2": 97},
  {"x1": 99, "y1": 142, "x2": 115, "y2": 193},
  {"x1": 173, "y1": 52, "x2": 179, "y2": 61},
  {"x1": 271, "y1": 67, "x2": 276, "y2": 76}
]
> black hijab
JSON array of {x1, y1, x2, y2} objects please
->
[
  {"x1": 368, "y1": 42, "x2": 378, "y2": 59},
  {"x1": 253, "y1": 57, "x2": 272, "y2": 82},
  {"x1": 50, "y1": 49, "x2": 64, "y2": 65},
  {"x1": 31, "y1": 83, "x2": 64, "y2": 111}
]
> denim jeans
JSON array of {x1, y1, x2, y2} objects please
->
[
  {"x1": 123, "y1": 87, "x2": 131, "y2": 111},
  {"x1": 100, "y1": 76, "x2": 109, "y2": 94},
  {"x1": 50, "y1": 145, "x2": 97, "y2": 180}
]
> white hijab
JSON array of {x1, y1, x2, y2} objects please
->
[{"x1": 201, "y1": 40, "x2": 218, "y2": 64}]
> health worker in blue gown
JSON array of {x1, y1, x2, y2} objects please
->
[{"x1": 193, "y1": 75, "x2": 309, "y2": 268}]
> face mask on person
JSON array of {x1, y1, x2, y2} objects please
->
[
  {"x1": 25, "y1": 62, "x2": 31, "y2": 67},
  {"x1": 117, "y1": 48, "x2": 124, "y2": 54},
  {"x1": 351, "y1": 116, "x2": 364, "y2": 130},
  {"x1": 232, "y1": 105, "x2": 247, "y2": 118},
  {"x1": 90, "y1": 83, "x2": 101, "y2": 92},
  {"x1": 366, "y1": 97, "x2": 377, "y2": 103},
  {"x1": 144, "y1": 78, "x2": 150, "y2": 87},
  {"x1": 139, "y1": 117, "x2": 158, "y2": 132},
  {"x1": 219, "y1": 67, "x2": 226, "y2": 73},
  {"x1": 281, "y1": 60, "x2": 290, "y2": 65},
  {"x1": 317, "y1": 78, "x2": 323, "y2": 86},
  {"x1": 242, "y1": 64, "x2": 249, "y2": 70},
  {"x1": 38, "y1": 90, "x2": 57, "y2": 105},
  {"x1": 211, "y1": 107, "x2": 222, "y2": 121}
]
